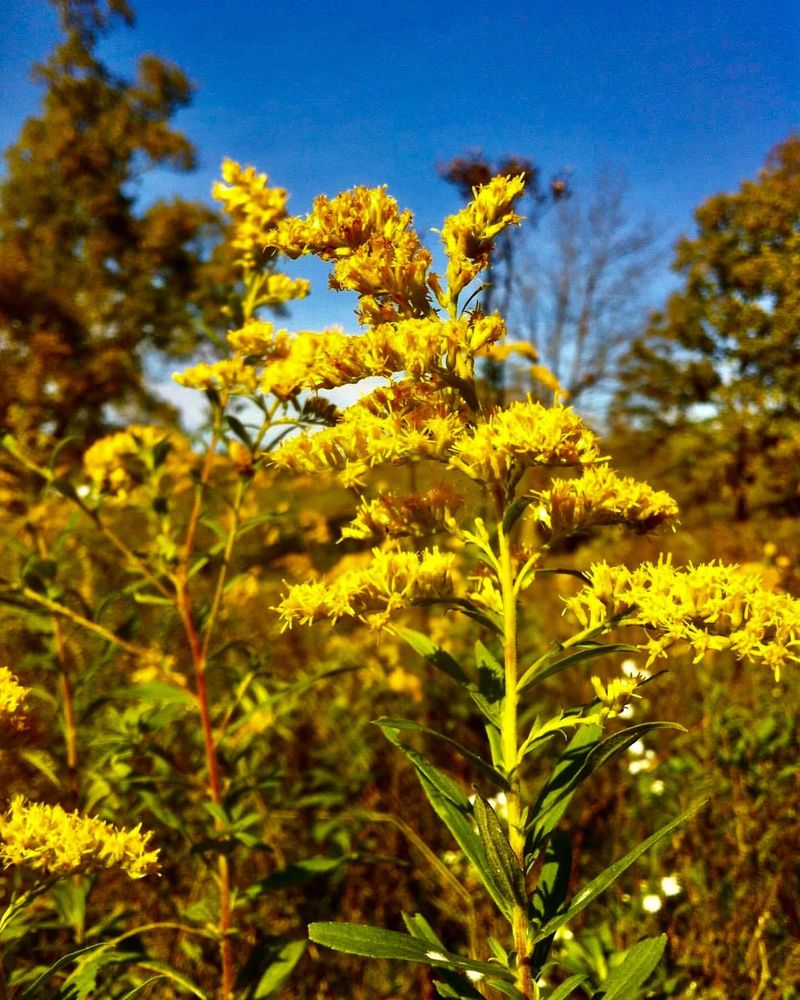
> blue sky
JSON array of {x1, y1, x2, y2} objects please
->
[{"x1": 0, "y1": 0, "x2": 797, "y2": 414}]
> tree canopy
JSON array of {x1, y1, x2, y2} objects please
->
[
  {"x1": 0, "y1": 0, "x2": 232, "y2": 442},
  {"x1": 615, "y1": 134, "x2": 800, "y2": 520}
]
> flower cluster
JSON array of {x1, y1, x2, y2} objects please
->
[
  {"x1": 277, "y1": 547, "x2": 456, "y2": 628},
  {"x1": 342, "y1": 484, "x2": 465, "y2": 542},
  {"x1": 0, "y1": 667, "x2": 30, "y2": 746},
  {"x1": 439, "y1": 174, "x2": 526, "y2": 299},
  {"x1": 263, "y1": 186, "x2": 434, "y2": 323},
  {"x1": 590, "y1": 674, "x2": 641, "y2": 718},
  {"x1": 534, "y1": 466, "x2": 679, "y2": 538},
  {"x1": 449, "y1": 400, "x2": 602, "y2": 484},
  {"x1": 565, "y1": 555, "x2": 800, "y2": 678},
  {"x1": 82, "y1": 426, "x2": 194, "y2": 499},
  {"x1": 0, "y1": 797, "x2": 160, "y2": 879},
  {"x1": 212, "y1": 159, "x2": 289, "y2": 269},
  {"x1": 271, "y1": 381, "x2": 469, "y2": 487}
]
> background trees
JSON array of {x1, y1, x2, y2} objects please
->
[
  {"x1": 615, "y1": 135, "x2": 800, "y2": 521},
  {"x1": 0, "y1": 0, "x2": 231, "y2": 443},
  {"x1": 440, "y1": 153, "x2": 661, "y2": 411}
]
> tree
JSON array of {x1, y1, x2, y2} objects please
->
[
  {"x1": 440, "y1": 154, "x2": 660, "y2": 410},
  {"x1": 512, "y1": 170, "x2": 661, "y2": 408},
  {"x1": 615, "y1": 135, "x2": 800, "y2": 521},
  {"x1": 0, "y1": 0, "x2": 231, "y2": 443}
]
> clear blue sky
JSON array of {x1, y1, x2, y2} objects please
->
[{"x1": 1, "y1": 0, "x2": 798, "y2": 351}]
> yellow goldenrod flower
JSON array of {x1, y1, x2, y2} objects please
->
[
  {"x1": 591, "y1": 674, "x2": 640, "y2": 718},
  {"x1": 213, "y1": 159, "x2": 289, "y2": 268},
  {"x1": 82, "y1": 426, "x2": 194, "y2": 499},
  {"x1": 256, "y1": 273, "x2": 311, "y2": 306},
  {"x1": 535, "y1": 466, "x2": 679, "y2": 538},
  {"x1": 247, "y1": 315, "x2": 505, "y2": 399},
  {"x1": 449, "y1": 400, "x2": 602, "y2": 484},
  {"x1": 277, "y1": 547, "x2": 457, "y2": 628},
  {"x1": 440, "y1": 174, "x2": 526, "y2": 301},
  {"x1": 0, "y1": 667, "x2": 30, "y2": 746},
  {"x1": 271, "y1": 381, "x2": 469, "y2": 484},
  {"x1": 265, "y1": 186, "x2": 413, "y2": 260},
  {"x1": 0, "y1": 797, "x2": 160, "y2": 880},
  {"x1": 173, "y1": 356, "x2": 259, "y2": 403},
  {"x1": 565, "y1": 555, "x2": 800, "y2": 678},
  {"x1": 342, "y1": 484, "x2": 465, "y2": 542}
]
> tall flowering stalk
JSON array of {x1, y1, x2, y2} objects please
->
[{"x1": 172, "y1": 166, "x2": 800, "y2": 997}]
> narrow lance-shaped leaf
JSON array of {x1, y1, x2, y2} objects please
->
[
  {"x1": 308, "y1": 923, "x2": 515, "y2": 982},
  {"x1": 547, "y1": 974, "x2": 590, "y2": 1000},
  {"x1": 375, "y1": 717, "x2": 510, "y2": 792},
  {"x1": 530, "y1": 829, "x2": 571, "y2": 975},
  {"x1": 517, "y1": 642, "x2": 639, "y2": 694},
  {"x1": 526, "y1": 723, "x2": 602, "y2": 857},
  {"x1": 532, "y1": 801, "x2": 706, "y2": 944},
  {"x1": 251, "y1": 939, "x2": 307, "y2": 999},
  {"x1": 396, "y1": 627, "x2": 471, "y2": 685},
  {"x1": 592, "y1": 935, "x2": 666, "y2": 1000},
  {"x1": 473, "y1": 792, "x2": 527, "y2": 909},
  {"x1": 377, "y1": 723, "x2": 510, "y2": 917}
]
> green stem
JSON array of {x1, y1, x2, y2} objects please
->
[{"x1": 496, "y1": 499, "x2": 533, "y2": 998}]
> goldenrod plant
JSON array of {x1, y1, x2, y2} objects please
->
[
  {"x1": 1, "y1": 160, "x2": 798, "y2": 999},
  {"x1": 171, "y1": 166, "x2": 800, "y2": 999}
]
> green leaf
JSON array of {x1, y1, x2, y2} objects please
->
[
  {"x1": 396, "y1": 628, "x2": 471, "y2": 685},
  {"x1": 118, "y1": 977, "x2": 167, "y2": 1000},
  {"x1": 18, "y1": 943, "x2": 104, "y2": 998},
  {"x1": 526, "y1": 724, "x2": 602, "y2": 856},
  {"x1": 251, "y1": 939, "x2": 306, "y2": 999},
  {"x1": 50, "y1": 477, "x2": 79, "y2": 501},
  {"x1": 434, "y1": 978, "x2": 485, "y2": 998},
  {"x1": 226, "y1": 414, "x2": 253, "y2": 447},
  {"x1": 473, "y1": 792, "x2": 526, "y2": 909},
  {"x1": 243, "y1": 857, "x2": 345, "y2": 900},
  {"x1": 378, "y1": 725, "x2": 509, "y2": 916},
  {"x1": 131, "y1": 960, "x2": 206, "y2": 998},
  {"x1": 132, "y1": 592, "x2": 174, "y2": 607},
  {"x1": 307, "y1": 923, "x2": 514, "y2": 981},
  {"x1": 376, "y1": 722, "x2": 471, "y2": 810},
  {"x1": 475, "y1": 640, "x2": 504, "y2": 702},
  {"x1": 113, "y1": 682, "x2": 196, "y2": 706},
  {"x1": 532, "y1": 802, "x2": 706, "y2": 944},
  {"x1": 18, "y1": 749, "x2": 61, "y2": 787},
  {"x1": 584, "y1": 722, "x2": 686, "y2": 776},
  {"x1": 375, "y1": 717, "x2": 510, "y2": 792},
  {"x1": 402, "y1": 911, "x2": 444, "y2": 947},
  {"x1": 502, "y1": 495, "x2": 532, "y2": 534},
  {"x1": 593, "y1": 935, "x2": 666, "y2": 999},
  {"x1": 530, "y1": 830, "x2": 571, "y2": 973},
  {"x1": 517, "y1": 643, "x2": 639, "y2": 694},
  {"x1": 546, "y1": 973, "x2": 589, "y2": 999}
]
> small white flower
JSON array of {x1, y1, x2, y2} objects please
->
[
  {"x1": 628, "y1": 749, "x2": 656, "y2": 775},
  {"x1": 622, "y1": 658, "x2": 651, "y2": 681},
  {"x1": 76, "y1": 484, "x2": 91, "y2": 498},
  {"x1": 660, "y1": 875, "x2": 681, "y2": 897},
  {"x1": 488, "y1": 791, "x2": 508, "y2": 817},
  {"x1": 426, "y1": 951, "x2": 447, "y2": 962},
  {"x1": 619, "y1": 702, "x2": 635, "y2": 719},
  {"x1": 650, "y1": 779, "x2": 665, "y2": 795},
  {"x1": 642, "y1": 893, "x2": 662, "y2": 913},
  {"x1": 628, "y1": 739, "x2": 645, "y2": 756},
  {"x1": 554, "y1": 926, "x2": 574, "y2": 941}
]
